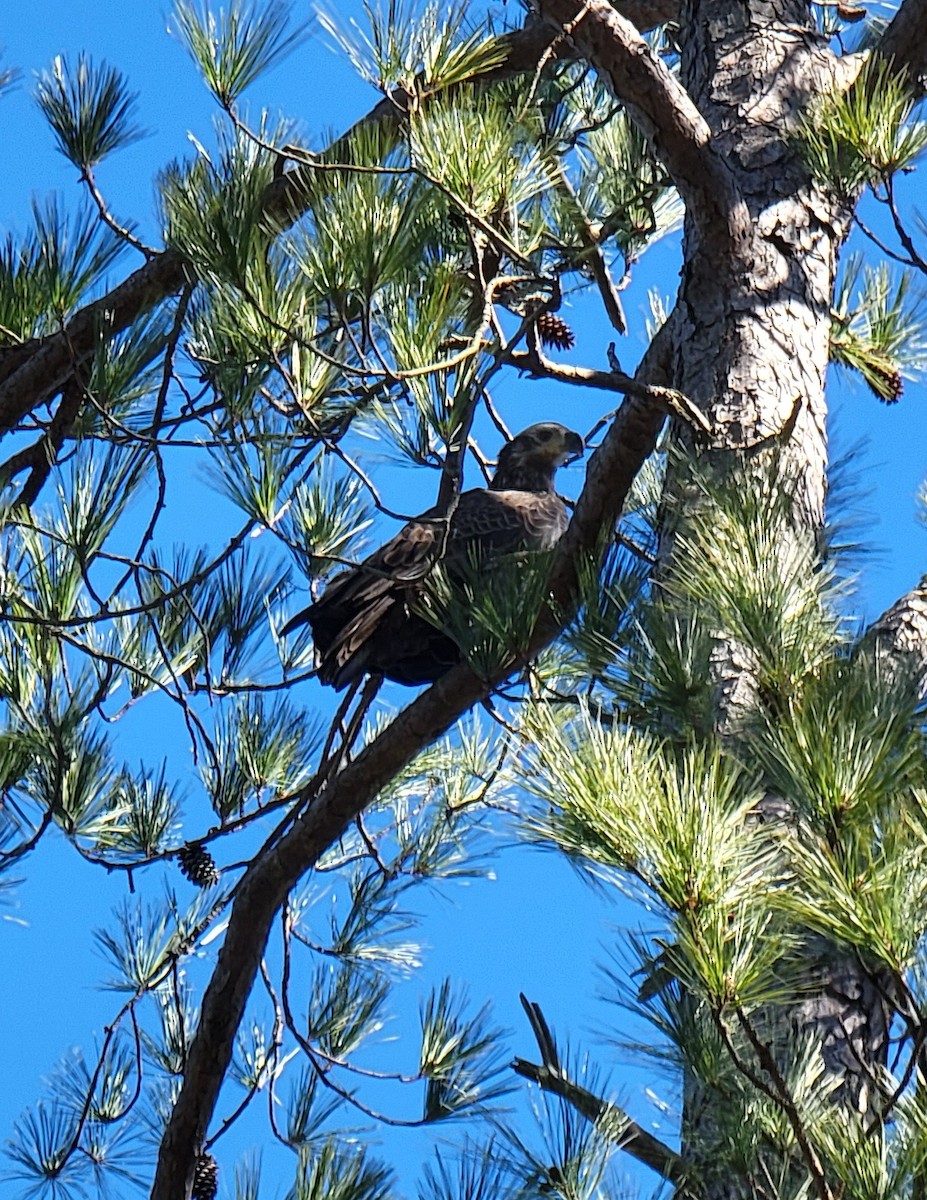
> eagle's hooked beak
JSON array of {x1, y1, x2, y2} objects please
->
[{"x1": 562, "y1": 429, "x2": 585, "y2": 464}]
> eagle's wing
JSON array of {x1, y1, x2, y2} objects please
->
[
  {"x1": 283, "y1": 487, "x2": 568, "y2": 688},
  {"x1": 281, "y1": 503, "x2": 447, "y2": 684},
  {"x1": 445, "y1": 489, "x2": 569, "y2": 560}
]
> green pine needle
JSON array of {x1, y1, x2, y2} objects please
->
[
  {"x1": 0, "y1": 198, "x2": 123, "y2": 339},
  {"x1": 5, "y1": 1103, "x2": 83, "y2": 1195},
  {"x1": 285, "y1": 456, "x2": 373, "y2": 580},
  {"x1": 408, "y1": 85, "x2": 552, "y2": 222},
  {"x1": 291, "y1": 1140, "x2": 394, "y2": 1200},
  {"x1": 317, "y1": 0, "x2": 507, "y2": 97},
  {"x1": 420, "y1": 1145, "x2": 518, "y2": 1200},
  {"x1": 576, "y1": 97, "x2": 681, "y2": 257},
  {"x1": 831, "y1": 254, "x2": 927, "y2": 401},
  {"x1": 293, "y1": 125, "x2": 442, "y2": 306},
  {"x1": 95, "y1": 894, "x2": 197, "y2": 992},
  {"x1": 159, "y1": 115, "x2": 282, "y2": 282},
  {"x1": 35, "y1": 53, "x2": 145, "y2": 169},
  {"x1": 309, "y1": 962, "x2": 390, "y2": 1058},
  {"x1": 171, "y1": 0, "x2": 310, "y2": 107},
  {"x1": 283, "y1": 1067, "x2": 341, "y2": 1148},
  {"x1": 141, "y1": 983, "x2": 198, "y2": 1075},
  {"x1": 96, "y1": 769, "x2": 183, "y2": 859},
  {"x1": 419, "y1": 980, "x2": 508, "y2": 1120},
  {"x1": 794, "y1": 54, "x2": 927, "y2": 194},
  {"x1": 203, "y1": 693, "x2": 320, "y2": 820}
]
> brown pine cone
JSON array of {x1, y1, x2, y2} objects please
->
[
  {"x1": 177, "y1": 841, "x2": 219, "y2": 888},
  {"x1": 191, "y1": 1153, "x2": 218, "y2": 1200},
  {"x1": 536, "y1": 312, "x2": 575, "y2": 351}
]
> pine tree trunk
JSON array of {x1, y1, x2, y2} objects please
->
[
  {"x1": 673, "y1": 0, "x2": 841, "y2": 520},
  {"x1": 666, "y1": 0, "x2": 889, "y2": 1191}
]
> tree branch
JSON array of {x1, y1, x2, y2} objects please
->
[
  {"x1": 598, "y1": 0, "x2": 680, "y2": 31},
  {"x1": 0, "y1": 251, "x2": 188, "y2": 437},
  {"x1": 876, "y1": 0, "x2": 927, "y2": 95},
  {"x1": 512, "y1": 994, "x2": 683, "y2": 1183},
  {"x1": 533, "y1": 0, "x2": 746, "y2": 250},
  {"x1": 14, "y1": 376, "x2": 87, "y2": 506},
  {"x1": 149, "y1": 316, "x2": 677, "y2": 1200},
  {"x1": 506, "y1": 343, "x2": 711, "y2": 433},
  {"x1": 0, "y1": 8, "x2": 685, "y2": 440}
]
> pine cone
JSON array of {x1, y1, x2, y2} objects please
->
[
  {"x1": 535, "y1": 312, "x2": 575, "y2": 351},
  {"x1": 177, "y1": 841, "x2": 219, "y2": 888},
  {"x1": 884, "y1": 374, "x2": 904, "y2": 403},
  {"x1": 191, "y1": 1153, "x2": 219, "y2": 1200},
  {"x1": 871, "y1": 365, "x2": 904, "y2": 404}
]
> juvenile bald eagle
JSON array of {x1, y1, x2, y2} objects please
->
[{"x1": 282, "y1": 422, "x2": 584, "y2": 688}]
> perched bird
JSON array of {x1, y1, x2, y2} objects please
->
[{"x1": 282, "y1": 422, "x2": 584, "y2": 689}]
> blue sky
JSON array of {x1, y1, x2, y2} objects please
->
[{"x1": 1, "y1": 2, "x2": 926, "y2": 1198}]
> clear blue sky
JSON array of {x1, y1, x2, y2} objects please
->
[{"x1": 1, "y1": 3, "x2": 925, "y2": 1198}]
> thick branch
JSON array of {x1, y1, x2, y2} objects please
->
[
  {"x1": 600, "y1": 0, "x2": 680, "y2": 31},
  {"x1": 877, "y1": 0, "x2": 927, "y2": 94},
  {"x1": 534, "y1": 0, "x2": 746, "y2": 249},
  {"x1": 512, "y1": 1056, "x2": 681, "y2": 1179},
  {"x1": 0, "y1": 251, "x2": 189, "y2": 436},
  {"x1": 149, "y1": 319, "x2": 675, "y2": 1200},
  {"x1": 16, "y1": 376, "x2": 86, "y2": 506}
]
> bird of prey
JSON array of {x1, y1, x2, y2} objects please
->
[{"x1": 282, "y1": 422, "x2": 584, "y2": 688}]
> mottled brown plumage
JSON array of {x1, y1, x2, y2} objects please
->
[{"x1": 282, "y1": 423, "x2": 584, "y2": 688}]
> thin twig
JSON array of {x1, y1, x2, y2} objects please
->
[
  {"x1": 81, "y1": 167, "x2": 157, "y2": 258},
  {"x1": 729, "y1": 1004, "x2": 835, "y2": 1200},
  {"x1": 513, "y1": 993, "x2": 683, "y2": 1183}
]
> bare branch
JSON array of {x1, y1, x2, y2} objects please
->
[
  {"x1": 506, "y1": 341, "x2": 710, "y2": 433},
  {"x1": 513, "y1": 993, "x2": 682, "y2": 1184},
  {"x1": 549, "y1": 164, "x2": 626, "y2": 333},
  {"x1": 511, "y1": 1059, "x2": 680, "y2": 1175}
]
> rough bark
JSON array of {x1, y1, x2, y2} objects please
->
[
  {"x1": 669, "y1": 2, "x2": 889, "y2": 1191},
  {"x1": 877, "y1": 0, "x2": 927, "y2": 92},
  {"x1": 869, "y1": 576, "x2": 927, "y2": 687},
  {"x1": 533, "y1": 0, "x2": 899, "y2": 1193},
  {"x1": 665, "y1": 0, "x2": 844, "y2": 750},
  {"x1": 674, "y1": 0, "x2": 842, "y2": 518}
]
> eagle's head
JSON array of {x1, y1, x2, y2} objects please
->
[{"x1": 491, "y1": 422, "x2": 584, "y2": 493}]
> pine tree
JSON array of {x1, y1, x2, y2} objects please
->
[{"x1": 2, "y1": 1, "x2": 927, "y2": 1199}]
